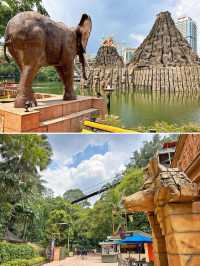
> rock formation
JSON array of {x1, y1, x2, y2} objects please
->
[
  {"x1": 130, "y1": 11, "x2": 199, "y2": 68},
  {"x1": 95, "y1": 46, "x2": 124, "y2": 67},
  {"x1": 129, "y1": 11, "x2": 200, "y2": 92},
  {"x1": 85, "y1": 38, "x2": 127, "y2": 92},
  {"x1": 87, "y1": 11, "x2": 200, "y2": 93},
  {"x1": 123, "y1": 158, "x2": 200, "y2": 266}
]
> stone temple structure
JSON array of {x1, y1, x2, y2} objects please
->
[
  {"x1": 131, "y1": 11, "x2": 199, "y2": 68},
  {"x1": 129, "y1": 11, "x2": 200, "y2": 92},
  {"x1": 123, "y1": 147, "x2": 200, "y2": 266},
  {"x1": 87, "y1": 11, "x2": 200, "y2": 92},
  {"x1": 86, "y1": 38, "x2": 130, "y2": 92}
]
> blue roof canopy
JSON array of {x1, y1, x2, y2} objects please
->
[{"x1": 119, "y1": 234, "x2": 152, "y2": 244}]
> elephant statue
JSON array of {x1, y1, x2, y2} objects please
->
[{"x1": 4, "y1": 11, "x2": 92, "y2": 108}]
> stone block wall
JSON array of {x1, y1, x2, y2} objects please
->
[
  {"x1": 86, "y1": 66, "x2": 130, "y2": 92},
  {"x1": 163, "y1": 202, "x2": 200, "y2": 266},
  {"x1": 133, "y1": 66, "x2": 200, "y2": 92},
  {"x1": 172, "y1": 135, "x2": 200, "y2": 183},
  {"x1": 86, "y1": 65, "x2": 200, "y2": 93}
]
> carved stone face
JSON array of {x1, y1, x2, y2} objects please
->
[
  {"x1": 123, "y1": 168, "x2": 156, "y2": 212},
  {"x1": 123, "y1": 167, "x2": 200, "y2": 214},
  {"x1": 123, "y1": 189, "x2": 154, "y2": 212}
]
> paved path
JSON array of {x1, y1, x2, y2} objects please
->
[{"x1": 43, "y1": 255, "x2": 118, "y2": 266}]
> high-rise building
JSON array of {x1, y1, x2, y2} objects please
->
[
  {"x1": 123, "y1": 48, "x2": 136, "y2": 64},
  {"x1": 176, "y1": 17, "x2": 197, "y2": 53}
]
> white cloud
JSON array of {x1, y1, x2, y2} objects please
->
[
  {"x1": 41, "y1": 134, "x2": 158, "y2": 198},
  {"x1": 42, "y1": 151, "x2": 127, "y2": 196},
  {"x1": 173, "y1": 0, "x2": 200, "y2": 18},
  {"x1": 129, "y1": 33, "x2": 145, "y2": 44}
]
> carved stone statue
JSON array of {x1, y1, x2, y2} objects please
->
[
  {"x1": 4, "y1": 12, "x2": 92, "y2": 107},
  {"x1": 123, "y1": 159, "x2": 200, "y2": 266}
]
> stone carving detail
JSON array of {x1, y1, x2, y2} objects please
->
[{"x1": 123, "y1": 159, "x2": 200, "y2": 266}]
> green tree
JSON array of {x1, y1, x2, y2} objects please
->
[
  {"x1": 63, "y1": 189, "x2": 90, "y2": 207},
  {"x1": 130, "y1": 134, "x2": 178, "y2": 168},
  {"x1": 0, "y1": 0, "x2": 48, "y2": 37},
  {"x1": 45, "y1": 197, "x2": 75, "y2": 246},
  {"x1": 0, "y1": 134, "x2": 52, "y2": 239}
]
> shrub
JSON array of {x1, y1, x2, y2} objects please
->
[
  {"x1": 0, "y1": 242, "x2": 36, "y2": 263},
  {"x1": 0, "y1": 256, "x2": 46, "y2": 266},
  {"x1": 132, "y1": 121, "x2": 200, "y2": 132}
]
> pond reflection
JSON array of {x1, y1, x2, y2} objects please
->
[
  {"x1": 108, "y1": 91, "x2": 200, "y2": 128},
  {"x1": 81, "y1": 88, "x2": 200, "y2": 128},
  {"x1": 33, "y1": 82, "x2": 200, "y2": 128}
]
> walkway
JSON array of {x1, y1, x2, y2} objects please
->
[{"x1": 43, "y1": 255, "x2": 118, "y2": 266}]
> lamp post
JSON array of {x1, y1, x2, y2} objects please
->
[
  {"x1": 103, "y1": 85, "x2": 115, "y2": 115},
  {"x1": 55, "y1": 223, "x2": 71, "y2": 253},
  {"x1": 49, "y1": 222, "x2": 71, "y2": 261}
]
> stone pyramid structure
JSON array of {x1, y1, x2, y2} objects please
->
[
  {"x1": 85, "y1": 38, "x2": 126, "y2": 91},
  {"x1": 95, "y1": 46, "x2": 124, "y2": 67},
  {"x1": 85, "y1": 13, "x2": 200, "y2": 92},
  {"x1": 130, "y1": 11, "x2": 200, "y2": 68}
]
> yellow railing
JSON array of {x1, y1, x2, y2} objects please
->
[{"x1": 83, "y1": 120, "x2": 135, "y2": 133}]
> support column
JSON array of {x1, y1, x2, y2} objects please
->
[{"x1": 148, "y1": 213, "x2": 168, "y2": 266}]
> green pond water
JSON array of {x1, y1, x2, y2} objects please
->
[{"x1": 33, "y1": 82, "x2": 200, "y2": 128}]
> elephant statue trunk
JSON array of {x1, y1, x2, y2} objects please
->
[{"x1": 76, "y1": 29, "x2": 87, "y2": 80}]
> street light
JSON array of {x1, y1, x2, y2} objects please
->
[
  {"x1": 103, "y1": 85, "x2": 115, "y2": 114},
  {"x1": 55, "y1": 223, "x2": 71, "y2": 253},
  {"x1": 49, "y1": 222, "x2": 71, "y2": 261}
]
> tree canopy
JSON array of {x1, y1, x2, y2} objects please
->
[
  {"x1": 0, "y1": 135, "x2": 52, "y2": 239},
  {"x1": 0, "y1": 134, "x2": 178, "y2": 249},
  {"x1": 63, "y1": 189, "x2": 90, "y2": 207},
  {"x1": 0, "y1": 0, "x2": 48, "y2": 37}
]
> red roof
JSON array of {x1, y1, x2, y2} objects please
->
[{"x1": 162, "y1": 141, "x2": 177, "y2": 149}]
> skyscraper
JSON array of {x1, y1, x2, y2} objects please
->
[
  {"x1": 123, "y1": 48, "x2": 136, "y2": 64},
  {"x1": 176, "y1": 17, "x2": 198, "y2": 53}
]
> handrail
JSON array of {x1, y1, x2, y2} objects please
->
[{"x1": 83, "y1": 120, "x2": 135, "y2": 133}]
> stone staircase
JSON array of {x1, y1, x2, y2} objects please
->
[{"x1": 0, "y1": 95, "x2": 106, "y2": 133}]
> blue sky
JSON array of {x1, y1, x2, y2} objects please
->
[
  {"x1": 41, "y1": 134, "x2": 170, "y2": 197},
  {"x1": 42, "y1": 0, "x2": 200, "y2": 54},
  {"x1": 67, "y1": 142, "x2": 108, "y2": 168}
]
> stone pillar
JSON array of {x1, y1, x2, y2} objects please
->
[
  {"x1": 163, "y1": 201, "x2": 200, "y2": 266},
  {"x1": 148, "y1": 213, "x2": 168, "y2": 266}
]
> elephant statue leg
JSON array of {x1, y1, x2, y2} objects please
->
[
  {"x1": 56, "y1": 63, "x2": 77, "y2": 101},
  {"x1": 15, "y1": 64, "x2": 40, "y2": 108}
]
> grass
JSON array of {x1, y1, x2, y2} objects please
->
[
  {"x1": 101, "y1": 117, "x2": 200, "y2": 132},
  {"x1": 132, "y1": 121, "x2": 200, "y2": 132}
]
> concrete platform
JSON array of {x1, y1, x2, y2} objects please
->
[
  {"x1": 42, "y1": 255, "x2": 118, "y2": 266},
  {"x1": 0, "y1": 95, "x2": 107, "y2": 133}
]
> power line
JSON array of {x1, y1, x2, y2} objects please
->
[{"x1": 71, "y1": 179, "x2": 121, "y2": 204}]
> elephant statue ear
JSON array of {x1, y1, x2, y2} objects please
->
[{"x1": 78, "y1": 14, "x2": 92, "y2": 51}]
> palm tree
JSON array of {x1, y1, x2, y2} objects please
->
[{"x1": 0, "y1": 134, "x2": 52, "y2": 238}]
